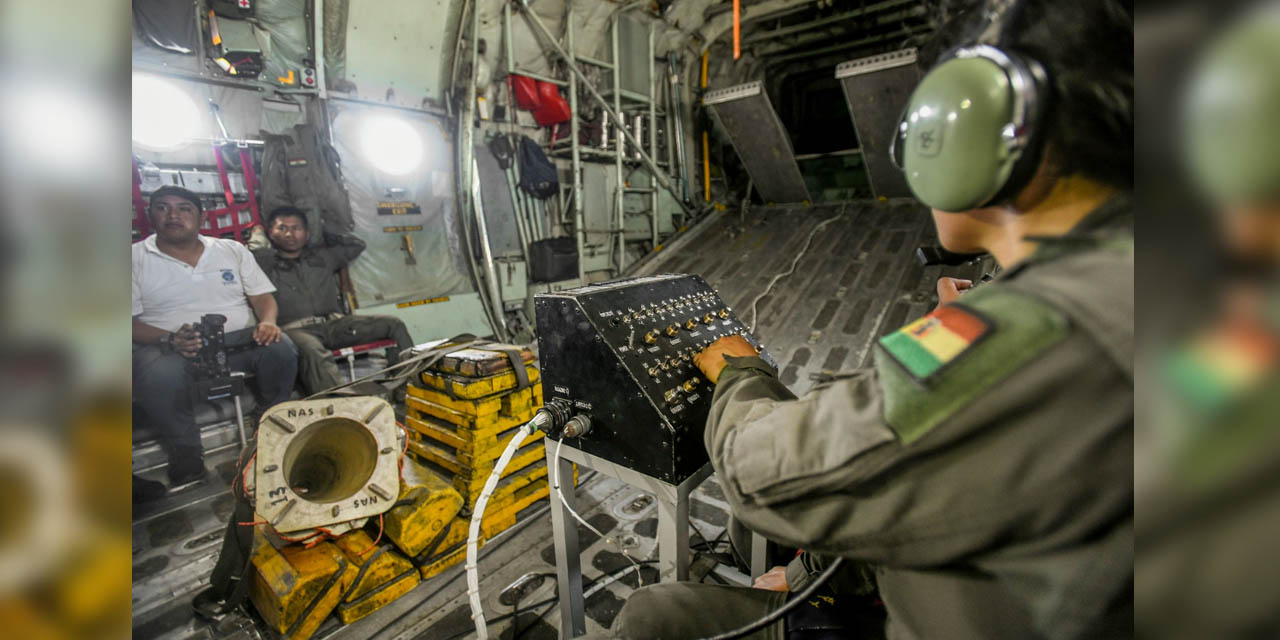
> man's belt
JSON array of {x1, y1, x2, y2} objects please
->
[{"x1": 281, "y1": 313, "x2": 343, "y2": 330}]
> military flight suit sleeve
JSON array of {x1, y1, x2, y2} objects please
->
[
  {"x1": 318, "y1": 232, "x2": 366, "y2": 270},
  {"x1": 701, "y1": 287, "x2": 1123, "y2": 567}
]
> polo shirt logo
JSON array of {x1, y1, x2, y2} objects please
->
[{"x1": 221, "y1": 269, "x2": 236, "y2": 283}]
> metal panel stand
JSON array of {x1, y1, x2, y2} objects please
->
[{"x1": 548, "y1": 441, "x2": 763, "y2": 638}]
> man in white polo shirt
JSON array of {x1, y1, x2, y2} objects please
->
[{"x1": 132, "y1": 186, "x2": 297, "y2": 490}]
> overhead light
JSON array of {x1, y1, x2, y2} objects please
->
[
  {"x1": 132, "y1": 74, "x2": 202, "y2": 151},
  {"x1": 359, "y1": 114, "x2": 425, "y2": 176}
]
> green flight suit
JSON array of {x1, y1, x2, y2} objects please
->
[
  {"x1": 611, "y1": 196, "x2": 1134, "y2": 640},
  {"x1": 253, "y1": 233, "x2": 414, "y2": 394}
]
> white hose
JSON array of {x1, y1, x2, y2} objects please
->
[
  {"x1": 466, "y1": 422, "x2": 535, "y2": 639},
  {"x1": 551, "y1": 437, "x2": 645, "y2": 587},
  {"x1": 746, "y1": 213, "x2": 842, "y2": 332}
]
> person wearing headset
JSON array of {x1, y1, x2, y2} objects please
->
[
  {"x1": 1138, "y1": 7, "x2": 1280, "y2": 637},
  {"x1": 606, "y1": 1, "x2": 1134, "y2": 638}
]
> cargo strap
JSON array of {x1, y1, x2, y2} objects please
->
[
  {"x1": 412, "y1": 521, "x2": 458, "y2": 566},
  {"x1": 500, "y1": 347, "x2": 532, "y2": 391},
  {"x1": 192, "y1": 452, "x2": 258, "y2": 621},
  {"x1": 285, "y1": 556, "x2": 349, "y2": 638},
  {"x1": 338, "y1": 544, "x2": 390, "y2": 604}
]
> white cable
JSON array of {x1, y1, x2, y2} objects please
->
[
  {"x1": 551, "y1": 437, "x2": 645, "y2": 588},
  {"x1": 745, "y1": 213, "x2": 842, "y2": 332},
  {"x1": 466, "y1": 422, "x2": 535, "y2": 640}
]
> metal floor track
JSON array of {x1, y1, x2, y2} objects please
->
[{"x1": 638, "y1": 199, "x2": 990, "y2": 396}]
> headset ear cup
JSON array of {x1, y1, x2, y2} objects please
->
[
  {"x1": 893, "y1": 45, "x2": 1051, "y2": 211},
  {"x1": 986, "y1": 53, "x2": 1051, "y2": 206}
]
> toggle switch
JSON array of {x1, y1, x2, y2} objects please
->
[
  {"x1": 684, "y1": 318, "x2": 698, "y2": 330},
  {"x1": 648, "y1": 366, "x2": 660, "y2": 377},
  {"x1": 703, "y1": 313, "x2": 716, "y2": 324},
  {"x1": 681, "y1": 378, "x2": 699, "y2": 393},
  {"x1": 666, "y1": 324, "x2": 680, "y2": 337},
  {"x1": 664, "y1": 388, "x2": 680, "y2": 404},
  {"x1": 645, "y1": 330, "x2": 660, "y2": 344},
  {"x1": 719, "y1": 308, "x2": 730, "y2": 319}
]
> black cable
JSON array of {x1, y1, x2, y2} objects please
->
[
  {"x1": 442, "y1": 560, "x2": 661, "y2": 640},
  {"x1": 699, "y1": 557, "x2": 845, "y2": 640}
]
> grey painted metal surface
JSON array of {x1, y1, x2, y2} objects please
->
[
  {"x1": 704, "y1": 82, "x2": 810, "y2": 204},
  {"x1": 632, "y1": 200, "x2": 990, "y2": 397},
  {"x1": 837, "y1": 49, "x2": 921, "y2": 199}
]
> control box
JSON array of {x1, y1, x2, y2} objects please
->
[{"x1": 534, "y1": 274, "x2": 775, "y2": 483}]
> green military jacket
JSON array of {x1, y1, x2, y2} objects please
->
[
  {"x1": 252, "y1": 233, "x2": 365, "y2": 326},
  {"x1": 706, "y1": 196, "x2": 1134, "y2": 640}
]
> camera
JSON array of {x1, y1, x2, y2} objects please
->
[
  {"x1": 189, "y1": 313, "x2": 230, "y2": 379},
  {"x1": 187, "y1": 313, "x2": 247, "y2": 404}
]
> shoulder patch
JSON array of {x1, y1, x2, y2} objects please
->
[
  {"x1": 877, "y1": 290, "x2": 1070, "y2": 444},
  {"x1": 1166, "y1": 320, "x2": 1280, "y2": 413},
  {"x1": 879, "y1": 305, "x2": 990, "y2": 383}
]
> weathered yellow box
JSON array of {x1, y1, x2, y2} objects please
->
[
  {"x1": 406, "y1": 438, "x2": 547, "y2": 493},
  {"x1": 405, "y1": 419, "x2": 544, "y2": 468},
  {"x1": 406, "y1": 381, "x2": 543, "y2": 418},
  {"x1": 333, "y1": 530, "x2": 420, "y2": 625},
  {"x1": 407, "y1": 396, "x2": 532, "y2": 437},
  {"x1": 432, "y1": 344, "x2": 535, "y2": 378},
  {"x1": 249, "y1": 538, "x2": 356, "y2": 640},
  {"x1": 418, "y1": 365, "x2": 542, "y2": 400},
  {"x1": 383, "y1": 458, "x2": 464, "y2": 558}
]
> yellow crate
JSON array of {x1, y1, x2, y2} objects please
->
[
  {"x1": 403, "y1": 412, "x2": 532, "y2": 454},
  {"x1": 333, "y1": 531, "x2": 420, "y2": 625},
  {"x1": 405, "y1": 395, "x2": 535, "y2": 433},
  {"x1": 417, "y1": 365, "x2": 542, "y2": 400},
  {"x1": 249, "y1": 538, "x2": 357, "y2": 640},
  {"x1": 383, "y1": 458, "x2": 464, "y2": 558},
  {"x1": 407, "y1": 435, "x2": 545, "y2": 480},
  {"x1": 406, "y1": 382, "x2": 543, "y2": 418},
  {"x1": 416, "y1": 471, "x2": 570, "y2": 579},
  {"x1": 405, "y1": 421, "x2": 544, "y2": 469},
  {"x1": 432, "y1": 344, "x2": 535, "y2": 378}
]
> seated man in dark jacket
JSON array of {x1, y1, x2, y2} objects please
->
[{"x1": 250, "y1": 207, "x2": 414, "y2": 395}]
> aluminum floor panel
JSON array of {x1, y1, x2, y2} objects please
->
[{"x1": 635, "y1": 199, "x2": 990, "y2": 396}]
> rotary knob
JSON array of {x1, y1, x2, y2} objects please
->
[
  {"x1": 666, "y1": 324, "x2": 680, "y2": 337},
  {"x1": 644, "y1": 330, "x2": 660, "y2": 344},
  {"x1": 684, "y1": 318, "x2": 698, "y2": 330}
]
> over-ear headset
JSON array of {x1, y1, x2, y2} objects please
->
[{"x1": 890, "y1": 44, "x2": 1051, "y2": 212}]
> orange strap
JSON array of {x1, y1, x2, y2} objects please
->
[{"x1": 733, "y1": 0, "x2": 741, "y2": 59}]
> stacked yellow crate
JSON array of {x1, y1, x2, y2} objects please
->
[{"x1": 402, "y1": 344, "x2": 574, "y2": 578}]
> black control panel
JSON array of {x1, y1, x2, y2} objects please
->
[{"x1": 535, "y1": 274, "x2": 775, "y2": 483}]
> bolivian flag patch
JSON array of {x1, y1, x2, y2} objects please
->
[{"x1": 879, "y1": 305, "x2": 990, "y2": 382}]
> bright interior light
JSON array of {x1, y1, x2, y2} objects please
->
[
  {"x1": 132, "y1": 74, "x2": 202, "y2": 151},
  {"x1": 3, "y1": 82, "x2": 110, "y2": 172},
  {"x1": 359, "y1": 114, "x2": 425, "y2": 176}
]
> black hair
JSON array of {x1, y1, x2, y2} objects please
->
[
  {"x1": 148, "y1": 185, "x2": 203, "y2": 214},
  {"x1": 923, "y1": 0, "x2": 1134, "y2": 190},
  {"x1": 266, "y1": 206, "x2": 308, "y2": 230}
]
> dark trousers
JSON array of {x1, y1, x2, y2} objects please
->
[
  {"x1": 133, "y1": 328, "x2": 297, "y2": 482},
  {"x1": 285, "y1": 314, "x2": 413, "y2": 395},
  {"x1": 609, "y1": 582, "x2": 787, "y2": 640}
]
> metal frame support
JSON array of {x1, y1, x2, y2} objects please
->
[
  {"x1": 611, "y1": 14, "x2": 625, "y2": 273},
  {"x1": 516, "y1": 0, "x2": 693, "y2": 217},
  {"x1": 648, "y1": 21, "x2": 659, "y2": 248},
  {"x1": 549, "y1": 442, "x2": 737, "y2": 639},
  {"x1": 566, "y1": 2, "x2": 587, "y2": 282},
  {"x1": 312, "y1": 0, "x2": 327, "y2": 99}
]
